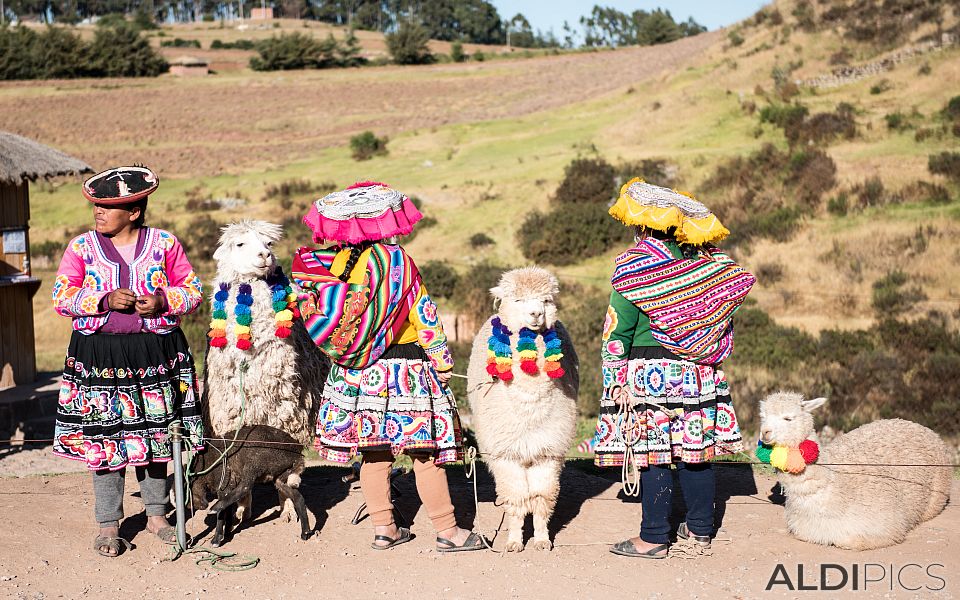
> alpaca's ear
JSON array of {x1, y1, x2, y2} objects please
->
[
  {"x1": 213, "y1": 243, "x2": 228, "y2": 263},
  {"x1": 489, "y1": 285, "x2": 504, "y2": 300},
  {"x1": 801, "y1": 397, "x2": 827, "y2": 413}
]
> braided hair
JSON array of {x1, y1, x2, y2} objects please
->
[{"x1": 336, "y1": 242, "x2": 370, "y2": 282}]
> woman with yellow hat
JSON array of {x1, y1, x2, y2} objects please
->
[{"x1": 595, "y1": 178, "x2": 755, "y2": 558}]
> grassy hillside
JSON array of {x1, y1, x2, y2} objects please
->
[{"x1": 11, "y1": 1, "x2": 960, "y2": 439}]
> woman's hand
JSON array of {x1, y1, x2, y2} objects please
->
[
  {"x1": 107, "y1": 288, "x2": 137, "y2": 311},
  {"x1": 437, "y1": 370, "x2": 453, "y2": 385},
  {"x1": 135, "y1": 294, "x2": 164, "y2": 318},
  {"x1": 612, "y1": 385, "x2": 631, "y2": 406}
]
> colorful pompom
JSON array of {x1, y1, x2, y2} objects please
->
[
  {"x1": 784, "y1": 448, "x2": 807, "y2": 474},
  {"x1": 207, "y1": 270, "x2": 302, "y2": 352},
  {"x1": 798, "y1": 439, "x2": 819, "y2": 463}
]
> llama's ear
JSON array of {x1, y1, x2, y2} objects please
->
[
  {"x1": 801, "y1": 397, "x2": 827, "y2": 413},
  {"x1": 213, "y1": 243, "x2": 228, "y2": 262},
  {"x1": 489, "y1": 285, "x2": 504, "y2": 300}
]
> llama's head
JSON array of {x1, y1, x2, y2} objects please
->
[
  {"x1": 213, "y1": 220, "x2": 283, "y2": 282},
  {"x1": 491, "y1": 267, "x2": 560, "y2": 333},
  {"x1": 759, "y1": 391, "x2": 827, "y2": 448}
]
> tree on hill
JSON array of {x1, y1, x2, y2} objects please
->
[
  {"x1": 580, "y1": 4, "x2": 705, "y2": 47},
  {"x1": 87, "y1": 21, "x2": 168, "y2": 76},
  {"x1": 386, "y1": 20, "x2": 434, "y2": 65}
]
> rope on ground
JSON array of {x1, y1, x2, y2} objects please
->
[{"x1": 668, "y1": 537, "x2": 714, "y2": 559}]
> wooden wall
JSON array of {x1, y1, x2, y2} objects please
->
[
  {"x1": 0, "y1": 280, "x2": 39, "y2": 390},
  {"x1": 0, "y1": 180, "x2": 37, "y2": 389}
]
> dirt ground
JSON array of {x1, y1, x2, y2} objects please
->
[{"x1": 0, "y1": 449, "x2": 956, "y2": 600}]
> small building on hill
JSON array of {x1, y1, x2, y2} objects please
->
[
  {"x1": 169, "y1": 56, "x2": 209, "y2": 77},
  {"x1": 0, "y1": 132, "x2": 91, "y2": 390},
  {"x1": 250, "y1": 7, "x2": 273, "y2": 19}
]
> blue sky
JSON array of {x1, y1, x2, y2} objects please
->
[{"x1": 490, "y1": 1, "x2": 771, "y2": 36}]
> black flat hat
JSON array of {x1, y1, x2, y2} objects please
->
[{"x1": 82, "y1": 166, "x2": 159, "y2": 205}]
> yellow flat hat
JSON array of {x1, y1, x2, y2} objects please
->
[{"x1": 609, "y1": 177, "x2": 729, "y2": 245}]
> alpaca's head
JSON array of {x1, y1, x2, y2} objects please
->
[
  {"x1": 759, "y1": 391, "x2": 827, "y2": 447},
  {"x1": 213, "y1": 220, "x2": 283, "y2": 282},
  {"x1": 491, "y1": 267, "x2": 560, "y2": 333}
]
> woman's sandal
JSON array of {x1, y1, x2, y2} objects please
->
[
  {"x1": 153, "y1": 526, "x2": 178, "y2": 545},
  {"x1": 677, "y1": 522, "x2": 712, "y2": 548},
  {"x1": 370, "y1": 527, "x2": 413, "y2": 550},
  {"x1": 94, "y1": 535, "x2": 132, "y2": 558},
  {"x1": 436, "y1": 531, "x2": 486, "y2": 553},
  {"x1": 609, "y1": 540, "x2": 669, "y2": 559}
]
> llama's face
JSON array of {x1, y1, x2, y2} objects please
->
[
  {"x1": 759, "y1": 393, "x2": 827, "y2": 447},
  {"x1": 214, "y1": 227, "x2": 278, "y2": 280},
  {"x1": 497, "y1": 294, "x2": 558, "y2": 333}
]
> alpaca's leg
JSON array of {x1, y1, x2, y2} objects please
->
[
  {"x1": 278, "y1": 472, "x2": 302, "y2": 522},
  {"x1": 276, "y1": 477, "x2": 313, "y2": 540},
  {"x1": 489, "y1": 458, "x2": 529, "y2": 552},
  {"x1": 235, "y1": 492, "x2": 253, "y2": 524},
  {"x1": 527, "y1": 460, "x2": 561, "y2": 551}
]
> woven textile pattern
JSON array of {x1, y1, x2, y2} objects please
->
[{"x1": 611, "y1": 238, "x2": 755, "y2": 364}]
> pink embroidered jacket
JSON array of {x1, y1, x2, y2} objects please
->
[{"x1": 52, "y1": 228, "x2": 203, "y2": 335}]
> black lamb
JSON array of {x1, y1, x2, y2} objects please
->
[{"x1": 190, "y1": 425, "x2": 313, "y2": 546}]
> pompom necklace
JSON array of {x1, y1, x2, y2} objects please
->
[
  {"x1": 486, "y1": 316, "x2": 564, "y2": 381},
  {"x1": 208, "y1": 270, "x2": 299, "y2": 350},
  {"x1": 755, "y1": 439, "x2": 820, "y2": 474}
]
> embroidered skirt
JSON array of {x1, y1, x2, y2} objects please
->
[
  {"x1": 53, "y1": 330, "x2": 204, "y2": 471},
  {"x1": 314, "y1": 343, "x2": 462, "y2": 464},
  {"x1": 592, "y1": 346, "x2": 743, "y2": 468}
]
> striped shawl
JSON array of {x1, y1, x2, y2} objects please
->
[{"x1": 292, "y1": 243, "x2": 421, "y2": 369}]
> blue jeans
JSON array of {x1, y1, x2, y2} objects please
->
[{"x1": 639, "y1": 462, "x2": 715, "y2": 544}]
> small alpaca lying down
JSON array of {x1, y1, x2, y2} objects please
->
[
  {"x1": 191, "y1": 425, "x2": 313, "y2": 547},
  {"x1": 759, "y1": 392, "x2": 952, "y2": 550}
]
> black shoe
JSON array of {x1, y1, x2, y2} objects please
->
[{"x1": 677, "y1": 522, "x2": 711, "y2": 548}]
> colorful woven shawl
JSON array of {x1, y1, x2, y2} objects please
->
[
  {"x1": 291, "y1": 243, "x2": 421, "y2": 369},
  {"x1": 611, "y1": 238, "x2": 755, "y2": 364}
]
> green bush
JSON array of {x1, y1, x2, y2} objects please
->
[
  {"x1": 871, "y1": 270, "x2": 926, "y2": 317},
  {"x1": 211, "y1": 39, "x2": 256, "y2": 50},
  {"x1": 826, "y1": 192, "x2": 849, "y2": 216},
  {"x1": 88, "y1": 23, "x2": 168, "y2": 77},
  {"x1": 728, "y1": 30, "x2": 744, "y2": 46},
  {"x1": 250, "y1": 32, "x2": 344, "y2": 71},
  {"x1": 518, "y1": 203, "x2": 630, "y2": 266},
  {"x1": 386, "y1": 21, "x2": 434, "y2": 65},
  {"x1": 730, "y1": 307, "x2": 816, "y2": 371},
  {"x1": 469, "y1": 232, "x2": 495, "y2": 248},
  {"x1": 884, "y1": 111, "x2": 909, "y2": 131},
  {"x1": 869, "y1": 79, "x2": 893, "y2": 95},
  {"x1": 0, "y1": 23, "x2": 166, "y2": 79},
  {"x1": 419, "y1": 261, "x2": 459, "y2": 299},
  {"x1": 942, "y1": 95, "x2": 960, "y2": 121},
  {"x1": 160, "y1": 38, "x2": 201, "y2": 48},
  {"x1": 553, "y1": 157, "x2": 617, "y2": 204},
  {"x1": 452, "y1": 262, "x2": 513, "y2": 326},
  {"x1": 786, "y1": 149, "x2": 837, "y2": 207},
  {"x1": 853, "y1": 176, "x2": 887, "y2": 208},
  {"x1": 349, "y1": 131, "x2": 389, "y2": 161},
  {"x1": 450, "y1": 40, "x2": 466, "y2": 63},
  {"x1": 928, "y1": 151, "x2": 960, "y2": 182}
]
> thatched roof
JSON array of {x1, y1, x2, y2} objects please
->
[{"x1": 0, "y1": 131, "x2": 92, "y2": 185}]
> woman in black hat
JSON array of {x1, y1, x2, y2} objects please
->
[{"x1": 51, "y1": 166, "x2": 205, "y2": 557}]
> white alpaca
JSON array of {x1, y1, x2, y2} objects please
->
[
  {"x1": 759, "y1": 391, "x2": 952, "y2": 550},
  {"x1": 203, "y1": 220, "x2": 329, "y2": 520},
  {"x1": 467, "y1": 267, "x2": 579, "y2": 552}
]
